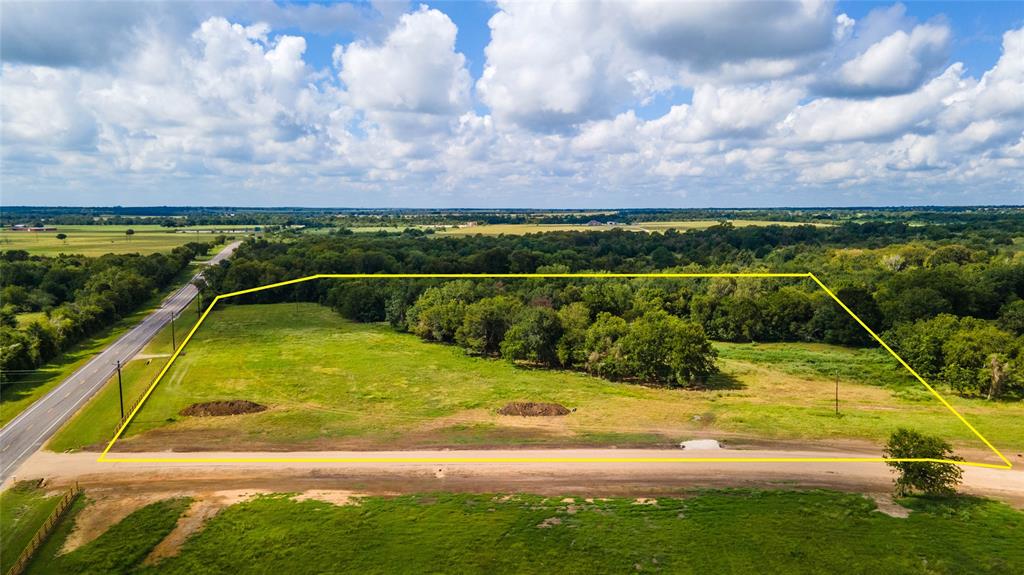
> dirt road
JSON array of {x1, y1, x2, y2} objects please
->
[{"x1": 9, "y1": 448, "x2": 1024, "y2": 506}]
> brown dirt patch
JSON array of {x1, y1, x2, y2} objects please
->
[
  {"x1": 179, "y1": 400, "x2": 267, "y2": 417},
  {"x1": 291, "y1": 490, "x2": 364, "y2": 506},
  {"x1": 498, "y1": 402, "x2": 570, "y2": 417},
  {"x1": 144, "y1": 490, "x2": 269, "y2": 564}
]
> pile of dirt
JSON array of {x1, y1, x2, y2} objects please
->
[
  {"x1": 179, "y1": 401, "x2": 267, "y2": 417},
  {"x1": 498, "y1": 402, "x2": 571, "y2": 417}
]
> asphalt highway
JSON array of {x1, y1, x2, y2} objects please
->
[{"x1": 0, "y1": 241, "x2": 240, "y2": 483}]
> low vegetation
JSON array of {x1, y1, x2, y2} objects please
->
[
  {"x1": 0, "y1": 481, "x2": 63, "y2": 574},
  {"x1": 23, "y1": 490, "x2": 1024, "y2": 574},
  {"x1": 885, "y1": 429, "x2": 964, "y2": 497},
  {"x1": 27, "y1": 498, "x2": 191, "y2": 575}
]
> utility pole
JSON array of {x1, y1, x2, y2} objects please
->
[
  {"x1": 117, "y1": 360, "x2": 124, "y2": 421},
  {"x1": 835, "y1": 369, "x2": 840, "y2": 416},
  {"x1": 170, "y1": 311, "x2": 177, "y2": 351}
]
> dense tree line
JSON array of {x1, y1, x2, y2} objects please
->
[
  {"x1": 198, "y1": 223, "x2": 1024, "y2": 398},
  {"x1": 0, "y1": 242, "x2": 215, "y2": 376},
  {"x1": 325, "y1": 279, "x2": 719, "y2": 388}
]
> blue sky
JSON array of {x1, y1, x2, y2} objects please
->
[{"x1": 1, "y1": 1, "x2": 1022, "y2": 207}]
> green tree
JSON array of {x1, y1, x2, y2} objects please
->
[
  {"x1": 0, "y1": 306, "x2": 17, "y2": 329},
  {"x1": 407, "y1": 281, "x2": 480, "y2": 342},
  {"x1": 583, "y1": 312, "x2": 629, "y2": 380},
  {"x1": 985, "y1": 354, "x2": 1014, "y2": 400},
  {"x1": 555, "y1": 302, "x2": 591, "y2": 367},
  {"x1": 329, "y1": 282, "x2": 386, "y2": 323},
  {"x1": 648, "y1": 245, "x2": 675, "y2": 269},
  {"x1": 762, "y1": 287, "x2": 814, "y2": 340},
  {"x1": 56, "y1": 233, "x2": 68, "y2": 244},
  {"x1": 807, "y1": 287, "x2": 882, "y2": 346},
  {"x1": 925, "y1": 244, "x2": 973, "y2": 267},
  {"x1": 125, "y1": 228, "x2": 135, "y2": 242},
  {"x1": 500, "y1": 306, "x2": 563, "y2": 366},
  {"x1": 998, "y1": 300, "x2": 1024, "y2": 336},
  {"x1": 618, "y1": 310, "x2": 718, "y2": 386},
  {"x1": 941, "y1": 320, "x2": 1015, "y2": 397},
  {"x1": 0, "y1": 326, "x2": 35, "y2": 373},
  {"x1": 877, "y1": 286, "x2": 952, "y2": 325},
  {"x1": 885, "y1": 314, "x2": 960, "y2": 380},
  {"x1": 710, "y1": 296, "x2": 763, "y2": 342},
  {"x1": 883, "y1": 428, "x2": 963, "y2": 497},
  {"x1": 456, "y1": 296, "x2": 522, "y2": 355},
  {"x1": 581, "y1": 281, "x2": 633, "y2": 317}
]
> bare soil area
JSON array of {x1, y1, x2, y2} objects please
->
[
  {"x1": 179, "y1": 400, "x2": 267, "y2": 417},
  {"x1": 498, "y1": 402, "x2": 571, "y2": 416},
  {"x1": 10, "y1": 448, "x2": 1024, "y2": 508}
]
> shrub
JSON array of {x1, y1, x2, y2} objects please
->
[{"x1": 883, "y1": 428, "x2": 963, "y2": 497}]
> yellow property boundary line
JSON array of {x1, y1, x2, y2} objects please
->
[{"x1": 99, "y1": 273, "x2": 1013, "y2": 470}]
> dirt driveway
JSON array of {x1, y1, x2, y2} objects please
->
[{"x1": 8, "y1": 448, "x2": 1024, "y2": 506}]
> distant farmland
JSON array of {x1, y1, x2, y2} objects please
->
[
  {"x1": 0, "y1": 225, "x2": 253, "y2": 256},
  {"x1": 339, "y1": 219, "x2": 830, "y2": 237}
]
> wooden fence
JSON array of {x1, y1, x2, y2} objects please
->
[
  {"x1": 111, "y1": 348, "x2": 179, "y2": 438},
  {"x1": 6, "y1": 483, "x2": 81, "y2": 575},
  {"x1": 112, "y1": 389, "x2": 149, "y2": 438}
]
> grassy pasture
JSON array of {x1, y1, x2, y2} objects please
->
[
  {"x1": 0, "y1": 225, "x2": 252, "y2": 256},
  {"x1": 23, "y1": 491, "x2": 1024, "y2": 574},
  {"x1": 76, "y1": 302, "x2": 1023, "y2": 456},
  {"x1": 26, "y1": 497, "x2": 189, "y2": 575},
  {"x1": 0, "y1": 482, "x2": 63, "y2": 574}
]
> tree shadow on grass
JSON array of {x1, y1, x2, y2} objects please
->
[
  {"x1": 690, "y1": 372, "x2": 746, "y2": 391},
  {"x1": 0, "y1": 368, "x2": 63, "y2": 405},
  {"x1": 897, "y1": 493, "x2": 999, "y2": 516},
  {"x1": 505, "y1": 361, "x2": 747, "y2": 391}
]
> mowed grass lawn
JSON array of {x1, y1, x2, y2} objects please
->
[
  {"x1": 0, "y1": 225, "x2": 251, "y2": 256},
  {"x1": 24, "y1": 491, "x2": 1024, "y2": 574},
  {"x1": 89, "y1": 302, "x2": 1024, "y2": 456}
]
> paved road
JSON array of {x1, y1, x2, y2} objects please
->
[{"x1": 0, "y1": 242, "x2": 241, "y2": 483}]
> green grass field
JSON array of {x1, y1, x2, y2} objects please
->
[
  {"x1": 0, "y1": 225, "x2": 252, "y2": 256},
  {"x1": 70, "y1": 302, "x2": 1022, "y2": 457},
  {"x1": 1, "y1": 266, "x2": 206, "y2": 429},
  {"x1": 23, "y1": 490, "x2": 1024, "y2": 574},
  {"x1": 26, "y1": 497, "x2": 189, "y2": 575},
  {"x1": 46, "y1": 307, "x2": 201, "y2": 453},
  {"x1": 714, "y1": 342, "x2": 917, "y2": 391},
  {"x1": 0, "y1": 482, "x2": 63, "y2": 574}
]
